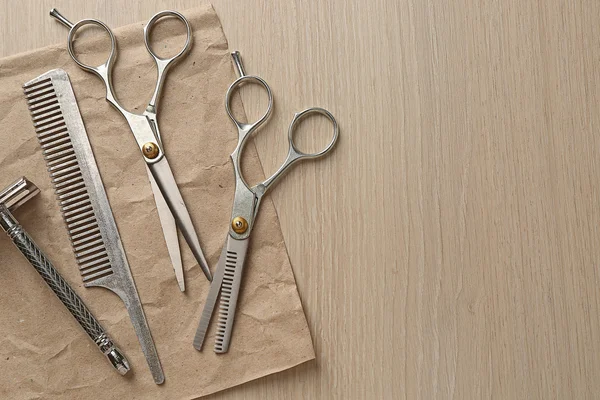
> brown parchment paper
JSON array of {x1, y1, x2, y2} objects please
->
[{"x1": 0, "y1": 4, "x2": 314, "y2": 399}]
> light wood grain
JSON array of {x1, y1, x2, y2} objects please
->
[{"x1": 3, "y1": 0, "x2": 600, "y2": 398}]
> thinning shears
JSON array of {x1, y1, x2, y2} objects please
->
[
  {"x1": 193, "y1": 51, "x2": 339, "y2": 353},
  {"x1": 50, "y1": 9, "x2": 211, "y2": 289}
]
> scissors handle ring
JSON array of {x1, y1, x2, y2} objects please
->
[
  {"x1": 225, "y1": 75, "x2": 273, "y2": 132},
  {"x1": 258, "y1": 108, "x2": 339, "y2": 194},
  {"x1": 288, "y1": 107, "x2": 339, "y2": 159},
  {"x1": 67, "y1": 19, "x2": 117, "y2": 74},
  {"x1": 144, "y1": 10, "x2": 192, "y2": 63}
]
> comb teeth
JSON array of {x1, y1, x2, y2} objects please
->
[
  {"x1": 23, "y1": 69, "x2": 164, "y2": 383},
  {"x1": 23, "y1": 74, "x2": 114, "y2": 283},
  {"x1": 215, "y1": 250, "x2": 240, "y2": 352}
]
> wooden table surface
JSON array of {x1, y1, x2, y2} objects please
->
[{"x1": 3, "y1": 1, "x2": 600, "y2": 398}]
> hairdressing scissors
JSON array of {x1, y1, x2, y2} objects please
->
[
  {"x1": 50, "y1": 9, "x2": 211, "y2": 289},
  {"x1": 193, "y1": 51, "x2": 339, "y2": 352}
]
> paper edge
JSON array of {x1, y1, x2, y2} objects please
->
[{"x1": 189, "y1": 357, "x2": 316, "y2": 400}]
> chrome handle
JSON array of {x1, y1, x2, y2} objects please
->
[
  {"x1": 144, "y1": 10, "x2": 193, "y2": 114},
  {"x1": 0, "y1": 205, "x2": 129, "y2": 375}
]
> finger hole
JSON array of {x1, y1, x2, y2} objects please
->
[
  {"x1": 226, "y1": 76, "x2": 272, "y2": 127},
  {"x1": 290, "y1": 109, "x2": 338, "y2": 156},
  {"x1": 145, "y1": 12, "x2": 190, "y2": 60},
  {"x1": 69, "y1": 20, "x2": 114, "y2": 69}
]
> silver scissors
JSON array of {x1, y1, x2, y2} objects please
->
[
  {"x1": 193, "y1": 51, "x2": 339, "y2": 353},
  {"x1": 50, "y1": 9, "x2": 211, "y2": 289}
]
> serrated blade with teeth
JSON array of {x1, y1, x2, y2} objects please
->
[{"x1": 193, "y1": 235, "x2": 248, "y2": 352}]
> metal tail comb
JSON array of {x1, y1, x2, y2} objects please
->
[{"x1": 23, "y1": 69, "x2": 164, "y2": 384}]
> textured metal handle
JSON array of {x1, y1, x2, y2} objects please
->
[
  {"x1": 8, "y1": 223, "x2": 106, "y2": 340},
  {"x1": 1, "y1": 206, "x2": 129, "y2": 374}
]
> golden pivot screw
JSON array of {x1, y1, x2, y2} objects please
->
[
  {"x1": 231, "y1": 217, "x2": 248, "y2": 234},
  {"x1": 142, "y1": 142, "x2": 159, "y2": 159}
]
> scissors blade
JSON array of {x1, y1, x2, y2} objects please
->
[
  {"x1": 193, "y1": 235, "x2": 249, "y2": 351},
  {"x1": 193, "y1": 239, "x2": 227, "y2": 350},
  {"x1": 146, "y1": 166, "x2": 184, "y2": 291},
  {"x1": 148, "y1": 157, "x2": 212, "y2": 281},
  {"x1": 213, "y1": 236, "x2": 249, "y2": 353}
]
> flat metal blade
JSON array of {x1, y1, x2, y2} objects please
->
[
  {"x1": 193, "y1": 235, "x2": 249, "y2": 352},
  {"x1": 146, "y1": 166, "x2": 184, "y2": 291},
  {"x1": 148, "y1": 157, "x2": 212, "y2": 281},
  {"x1": 193, "y1": 239, "x2": 228, "y2": 350},
  {"x1": 214, "y1": 236, "x2": 249, "y2": 353}
]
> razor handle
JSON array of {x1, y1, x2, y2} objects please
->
[{"x1": 0, "y1": 205, "x2": 129, "y2": 375}]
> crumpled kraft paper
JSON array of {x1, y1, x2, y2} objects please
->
[{"x1": 0, "y1": 4, "x2": 314, "y2": 399}]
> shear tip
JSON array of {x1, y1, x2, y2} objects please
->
[{"x1": 198, "y1": 261, "x2": 212, "y2": 282}]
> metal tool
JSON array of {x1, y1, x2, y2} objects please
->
[
  {"x1": 23, "y1": 69, "x2": 164, "y2": 384},
  {"x1": 0, "y1": 177, "x2": 130, "y2": 375},
  {"x1": 193, "y1": 51, "x2": 339, "y2": 352},
  {"x1": 50, "y1": 8, "x2": 211, "y2": 290}
]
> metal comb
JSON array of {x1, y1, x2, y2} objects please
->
[{"x1": 22, "y1": 69, "x2": 164, "y2": 384}]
